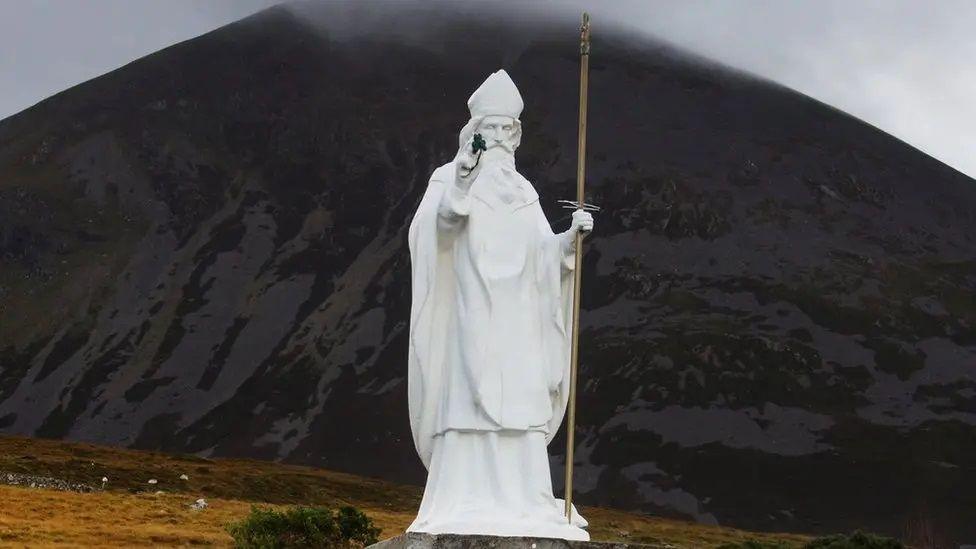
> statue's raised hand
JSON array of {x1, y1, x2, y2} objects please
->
[{"x1": 455, "y1": 134, "x2": 486, "y2": 190}]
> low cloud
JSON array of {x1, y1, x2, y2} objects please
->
[
  {"x1": 565, "y1": 0, "x2": 976, "y2": 179},
  {"x1": 2, "y1": 0, "x2": 973, "y2": 179}
]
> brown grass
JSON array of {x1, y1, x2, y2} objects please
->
[
  {"x1": 0, "y1": 435, "x2": 812, "y2": 547},
  {"x1": 0, "y1": 486, "x2": 247, "y2": 547}
]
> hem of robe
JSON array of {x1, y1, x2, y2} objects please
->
[
  {"x1": 407, "y1": 429, "x2": 589, "y2": 542},
  {"x1": 407, "y1": 517, "x2": 589, "y2": 542}
]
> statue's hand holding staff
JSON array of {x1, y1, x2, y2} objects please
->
[{"x1": 570, "y1": 209, "x2": 594, "y2": 237}]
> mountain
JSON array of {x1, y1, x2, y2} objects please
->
[{"x1": 1, "y1": 1, "x2": 974, "y2": 543}]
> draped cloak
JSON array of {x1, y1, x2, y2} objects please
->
[{"x1": 407, "y1": 158, "x2": 576, "y2": 469}]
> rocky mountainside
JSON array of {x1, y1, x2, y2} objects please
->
[{"x1": 0, "y1": 1, "x2": 974, "y2": 543}]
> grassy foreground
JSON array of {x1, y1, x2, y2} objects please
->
[{"x1": 0, "y1": 435, "x2": 812, "y2": 547}]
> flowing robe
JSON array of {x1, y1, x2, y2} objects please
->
[{"x1": 406, "y1": 157, "x2": 588, "y2": 539}]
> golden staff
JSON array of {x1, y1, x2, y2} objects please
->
[{"x1": 564, "y1": 11, "x2": 590, "y2": 523}]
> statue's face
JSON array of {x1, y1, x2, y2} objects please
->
[{"x1": 478, "y1": 115, "x2": 518, "y2": 152}]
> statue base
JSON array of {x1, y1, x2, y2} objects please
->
[{"x1": 368, "y1": 532, "x2": 663, "y2": 548}]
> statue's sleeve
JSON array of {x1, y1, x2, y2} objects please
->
[
  {"x1": 531, "y1": 200, "x2": 575, "y2": 443},
  {"x1": 556, "y1": 230, "x2": 578, "y2": 271},
  {"x1": 437, "y1": 179, "x2": 471, "y2": 233},
  {"x1": 533, "y1": 202, "x2": 577, "y2": 271},
  {"x1": 408, "y1": 162, "x2": 457, "y2": 469}
]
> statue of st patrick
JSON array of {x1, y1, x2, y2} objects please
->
[{"x1": 406, "y1": 69, "x2": 593, "y2": 541}]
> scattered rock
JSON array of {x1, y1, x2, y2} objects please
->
[
  {"x1": 147, "y1": 479, "x2": 158, "y2": 485},
  {"x1": 190, "y1": 498, "x2": 208, "y2": 510},
  {"x1": 0, "y1": 471, "x2": 94, "y2": 493},
  {"x1": 818, "y1": 184, "x2": 843, "y2": 201},
  {"x1": 179, "y1": 474, "x2": 189, "y2": 481}
]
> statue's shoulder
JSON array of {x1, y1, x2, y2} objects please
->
[{"x1": 430, "y1": 161, "x2": 455, "y2": 185}]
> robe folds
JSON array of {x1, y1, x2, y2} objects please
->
[{"x1": 406, "y1": 157, "x2": 588, "y2": 539}]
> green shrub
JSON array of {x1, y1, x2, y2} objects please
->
[
  {"x1": 227, "y1": 505, "x2": 381, "y2": 548},
  {"x1": 804, "y1": 531, "x2": 904, "y2": 549}
]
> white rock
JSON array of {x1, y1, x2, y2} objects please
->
[
  {"x1": 190, "y1": 498, "x2": 208, "y2": 510},
  {"x1": 147, "y1": 479, "x2": 158, "y2": 485},
  {"x1": 179, "y1": 474, "x2": 189, "y2": 481}
]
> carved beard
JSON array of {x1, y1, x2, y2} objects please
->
[
  {"x1": 474, "y1": 147, "x2": 523, "y2": 205},
  {"x1": 479, "y1": 142, "x2": 515, "y2": 165}
]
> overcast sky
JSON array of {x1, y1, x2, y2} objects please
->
[{"x1": 1, "y1": 0, "x2": 973, "y2": 179}]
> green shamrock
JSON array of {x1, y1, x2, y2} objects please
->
[{"x1": 472, "y1": 133, "x2": 487, "y2": 154}]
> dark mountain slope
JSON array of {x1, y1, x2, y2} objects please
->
[{"x1": 1, "y1": 1, "x2": 973, "y2": 543}]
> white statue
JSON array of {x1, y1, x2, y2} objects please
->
[{"x1": 406, "y1": 69, "x2": 593, "y2": 541}]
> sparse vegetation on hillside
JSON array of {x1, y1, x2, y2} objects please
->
[
  {"x1": 804, "y1": 531, "x2": 904, "y2": 549},
  {"x1": 717, "y1": 531, "x2": 904, "y2": 549},
  {"x1": 0, "y1": 434, "x2": 820, "y2": 547}
]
